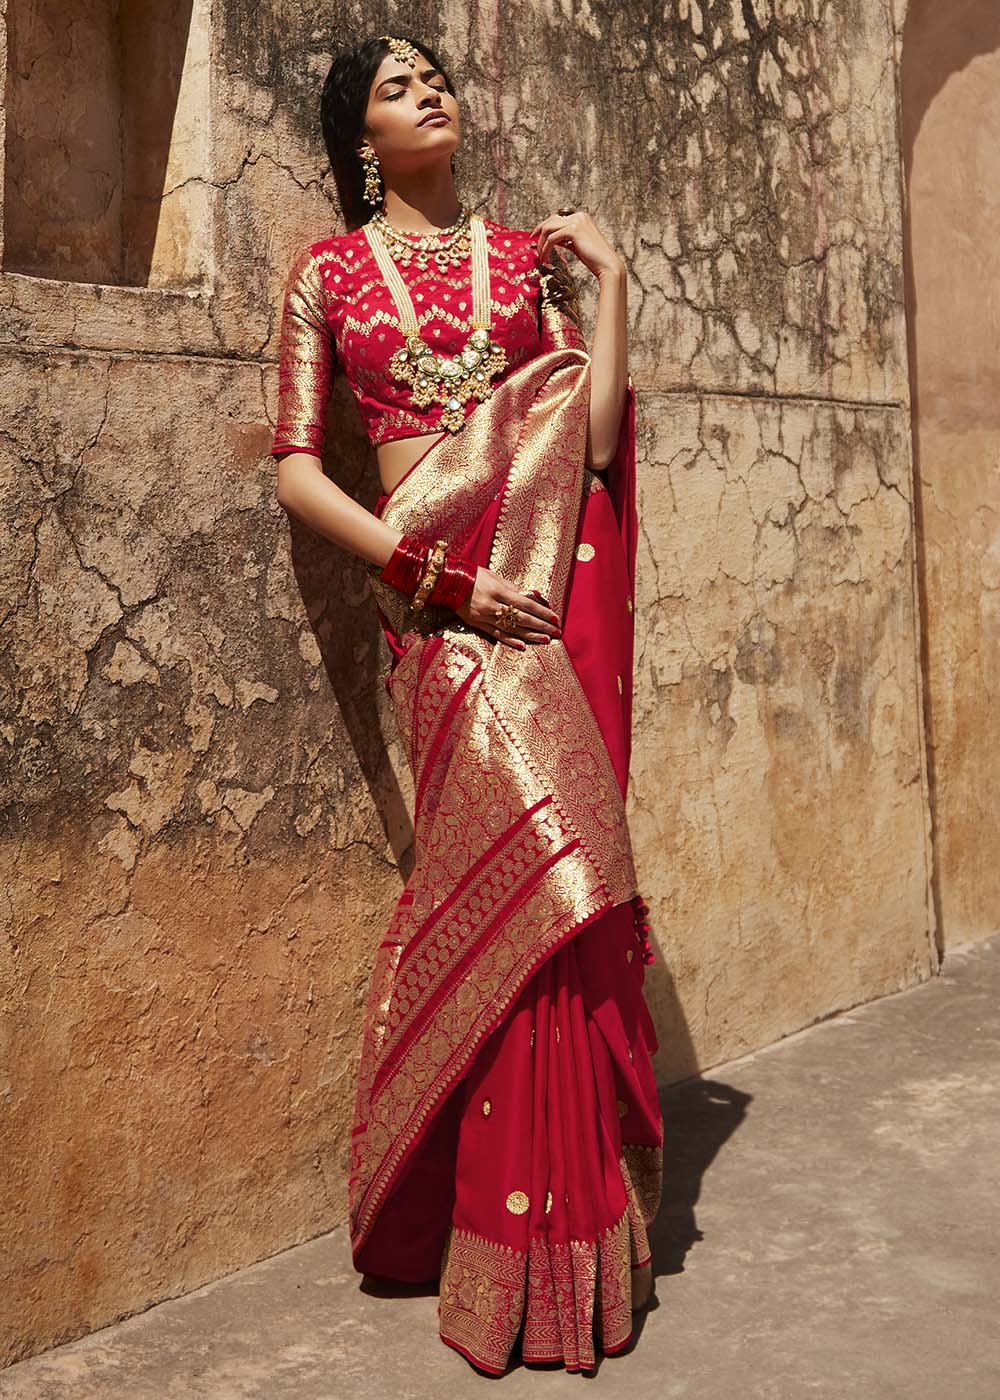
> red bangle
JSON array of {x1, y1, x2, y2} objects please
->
[
  {"x1": 380, "y1": 534, "x2": 428, "y2": 596},
  {"x1": 428, "y1": 552, "x2": 479, "y2": 610}
]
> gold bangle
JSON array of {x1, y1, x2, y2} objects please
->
[{"x1": 412, "y1": 538, "x2": 448, "y2": 610}]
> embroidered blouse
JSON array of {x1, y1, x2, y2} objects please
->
[{"x1": 270, "y1": 215, "x2": 586, "y2": 457}]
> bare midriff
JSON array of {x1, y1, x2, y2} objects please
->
[{"x1": 376, "y1": 430, "x2": 446, "y2": 498}]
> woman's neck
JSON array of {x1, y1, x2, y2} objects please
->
[{"x1": 380, "y1": 169, "x2": 463, "y2": 234}]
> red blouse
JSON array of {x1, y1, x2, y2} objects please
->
[{"x1": 270, "y1": 214, "x2": 585, "y2": 456}]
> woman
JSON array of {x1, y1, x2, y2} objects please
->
[{"x1": 271, "y1": 33, "x2": 663, "y2": 1375}]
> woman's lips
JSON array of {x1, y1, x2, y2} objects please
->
[{"x1": 418, "y1": 112, "x2": 450, "y2": 126}]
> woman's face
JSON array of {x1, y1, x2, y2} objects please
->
[{"x1": 359, "y1": 51, "x2": 460, "y2": 171}]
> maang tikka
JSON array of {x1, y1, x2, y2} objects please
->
[{"x1": 377, "y1": 34, "x2": 420, "y2": 66}]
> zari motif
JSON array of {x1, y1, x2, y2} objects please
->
[
  {"x1": 342, "y1": 223, "x2": 659, "y2": 1377},
  {"x1": 438, "y1": 1148, "x2": 656, "y2": 1374},
  {"x1": 349, "y1": 346, "x2": 641, "y2": 1253},
  {"x1": 271, "y1": 218, "x2": 582, "y2": 453}
]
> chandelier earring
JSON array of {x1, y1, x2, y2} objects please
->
[{"x1": 360, "y1": 146, "x2": 383, "y2": 207}]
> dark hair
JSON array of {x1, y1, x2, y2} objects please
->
[{"x1": 320, "y1": 35, "x2": 457, "y2": 231}]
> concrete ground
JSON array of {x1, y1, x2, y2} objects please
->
[{"x1": 3, "y1": 939, "x2": 999, "y2": 1400}]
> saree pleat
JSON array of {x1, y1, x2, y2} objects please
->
[
  {"x1": 350, "y1": 335, "x2": 663, "y2": 1373},
  {"x1": 437, "y1": 900, "x2": 660, "y2": 1372}
]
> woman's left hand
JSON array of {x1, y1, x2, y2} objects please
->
[{"x1": 529, "y1": 209, "x2": 625, "y2": 280}]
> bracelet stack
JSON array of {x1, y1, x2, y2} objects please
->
[
  {"x1": 428, "y1": 551, "x2": 479, "y2": 610},
  {"x1": 379, "y1": 534, "x2": 479, "y2": 613},
  {"x1": 413, "y1": 540, "x2": 448, "y2": 610}
]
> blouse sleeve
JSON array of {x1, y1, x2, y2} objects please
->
[
  {"x1": 271, "y1": 243, "x2": 337, "y2": 458},
  {"x1": 537, "y1": 246, "x2": 587, "y2": 354}
]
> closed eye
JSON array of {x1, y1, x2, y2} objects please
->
[{"x1": 386, "y1": 85, "x2": 447, "y2": 100}]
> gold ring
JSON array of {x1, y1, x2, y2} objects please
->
[
  {"x1": 495, "y1": 602, "x2": 519, "y2": 633},
  {"x1": 557, "y1": 205, "x2": 576, "y2": 216}
]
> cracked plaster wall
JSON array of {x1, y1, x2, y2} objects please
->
[{"x1": 0, "y1": 0, "x2": 953, "y2": 1366}]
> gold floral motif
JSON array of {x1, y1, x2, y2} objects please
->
[
  {"x1": 616, "y1": 1098, "x2": 628, "y2": 1118},
  {"x1": 616, "y1": 673, "x2": 623, "y2": 694},
  {"x1": 482, "y1": 1097, "x2": 492, "y2": 1117},
  {"x1": 621, "y1": 1143, "x2": 663, "y2": 1228},
  {"x1": 438, "y1": 1225, "x2": 527, "y2": 1374},
  {"x1": 626, "y1": 597, "x2": 633, "y2": 612},
  {"x1": 349, "y1": 298, "x2": 642, "y2": 1254},
  {"x1": 575, "y1": 541, "x2": 596, "y2": 561},
  {"x1": 554, "y1": 1024, "x2": 560, "y2": 1043},
  {"x1": 626, "y1": 947, "x2": 634, "y2": 963},
  {"x1": 506, "y1": 1190, "x2": 530, "y2": 1215},
  {"x1": 272, "y1": 244, "x2": 336, "y2": 455},
  {"x1": 545, "y1": 1190, "x2": 553, "y2": 1214},
  {"x1": 438, "y1": 1197, "x2": 645, "y2": 1375}
]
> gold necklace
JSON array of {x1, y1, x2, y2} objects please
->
[
  {"x1": 368, "y1": 205, "x2": 471, "y2": 272},
  {"x1": 362, "y1": 211, "x2": 507, "y2": 435}
]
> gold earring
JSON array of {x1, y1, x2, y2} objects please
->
[{"x1": 360, "y1": 146, "x2": 383, "y2": 207}]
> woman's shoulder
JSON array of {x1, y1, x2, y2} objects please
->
[
  {"x1": 278, "y1": 229, "x2": 372, "y2": 305},
  {"x1": 481, "y1": 212, "x2": 535, "y2": 245},
  {"x1": 295, "y1": 225, "x2": 370, "y2": 265}
]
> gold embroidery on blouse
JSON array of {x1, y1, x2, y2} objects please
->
[{"x1": 273, "y1": 244, "x2": 336, "y2": 455}]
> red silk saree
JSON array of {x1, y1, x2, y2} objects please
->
[{"x1": 350, "y1": 285, "x2": 663, "y2": 1374}]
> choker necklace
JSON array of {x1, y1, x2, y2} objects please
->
[
  {"x1": 362, "y1": 210, "x2": 507, "y2": 435},
  {"x1": 368, "y1": 205, "x2": 471, "y2": 272}
]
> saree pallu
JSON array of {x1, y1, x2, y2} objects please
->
[{"x1": 350, "y1": 332, "x2": 663, "y2": 1374}]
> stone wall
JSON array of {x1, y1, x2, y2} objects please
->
[{"x1": 0, "y1": 0, "x2": 985, "y2": 1368}]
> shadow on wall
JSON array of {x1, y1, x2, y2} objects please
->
[{"x1": 283, "y1": 379, "x2": 420, "y2": 878}]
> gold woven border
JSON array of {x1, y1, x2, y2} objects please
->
[{"x1": 438, "y1": 1146, "x2": 654, "y2": 1374}]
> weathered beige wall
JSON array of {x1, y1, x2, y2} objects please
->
[
  {"x1": 0, "y1": 0, "x2": 960, "y2": 1368},
  {"x1": 900, "y1": 0, "x2": 1000, "y2": 949},
  {"x1": 3, "y1": 0, "x2": 212, "y2": 287}
]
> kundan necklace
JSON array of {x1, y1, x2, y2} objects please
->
[
  {"x1": 367, "y1": 204, "x2": 471, "y2": 272},
  {"x1": 362, "y1": 209, "x2": 507, "y2": 435}
]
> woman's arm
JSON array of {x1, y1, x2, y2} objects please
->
[
  {"x1": 271, "y1": 246, "x2": 404, "y2": 566},
  {"x1": 271, "y1": 246, "x2": 561, "y2": 649},
  {"x1": 275, "y1": 452, "x2": 402, "y2": 567},
  {"x1": 531, "y1": 211, "x2": 629, "y2": 470},
  {"x1": 587, "y1": 259, "x2": 628, "y2": 469}
]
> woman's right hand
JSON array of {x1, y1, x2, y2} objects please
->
[{"x1": 455, "y1": 566, "x2": 562, "y2": 651}]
